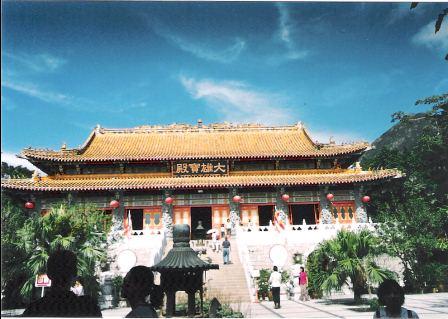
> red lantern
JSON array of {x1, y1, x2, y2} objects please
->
[
  {"x1": 110, "y1": 200, "x2": 120, "y2": 209},
  {"x1": 25, "y1": 201, "x2": 35, "y2": 209},
  {"x1": 281, "y1": 194, "x2": 290, "y2": 202},
  {"x1": 165, "y1": 197, "x2": 173, "y2": 205},
  {"x1": 362, "y1": 196, "x2": 371, "y2": 203},
  {"x1": 326, "y1": 193, "x2": 334, "y2": 201},
  {"x1": 232, "y1": 195, "x2": 241, "y2": 203}
]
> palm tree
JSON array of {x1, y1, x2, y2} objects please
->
[
  {"x1": 16, "y1": 203, "x2": 108, "y2": 299},
  {"x1": 309, "y1": 229, "x2": 395, "y2": 303}
]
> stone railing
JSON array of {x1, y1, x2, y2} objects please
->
[
  {"x1": 234, "y1": 226, "x2": 258, "y2": 303},
  {"x1": 238, "y1": 222, "x2": 378, "y2": 246},
  {"x1": 234, "y1": 222, "x2": 378, "y2": 302}
]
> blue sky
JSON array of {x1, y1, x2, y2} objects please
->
[{"x1": 2, "y1": 1, "x2": 448, "y2": 167}]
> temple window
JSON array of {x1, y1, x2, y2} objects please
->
[
  {"x1": 233, "y1": 161, "x2": 275, "y2": 171},
  {"x1": 279, "y1": 160, "x2": 315, "y2": 170}
]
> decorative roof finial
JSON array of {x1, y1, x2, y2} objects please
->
[
  {"x1": 61, "y1": 142, "x2": 67, "y2": 151},
  {"x1": 197, "y1": 119, "x2": 203, "y2": 128},
  {"x1": 32, "y1": 170, "x2": 40, "y2": 181},
  {"x1": 329, "y1": 136, "x2": 335, "y2": 145}
]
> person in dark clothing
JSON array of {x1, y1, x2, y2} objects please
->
[
  {"x1": 22, "y1": 250, "x2": 102, "y2": 317},
  {"x1": 222, "y1": 236, "x2": 231, "y2": 264},
  {"x1": 374, "y1": 279, "x2": 419, "y2": 318},
  {"x1": 121, "y1": 266, "x2": 162, "y2": 318}
]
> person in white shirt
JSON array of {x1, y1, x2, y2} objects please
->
[
  {"x1": 268, "y1": 266, "x2": 282, "y2": 309},
  {"x1": 225, "y1": 219, "x2": 232, "y2": 237},
  {"x1": 211, "y1": 230, "x2": 218, "y2": 252},
  {"x1": 247, "y1": 219, "x2": 254, "y2": 232},
  {"x1": 220, "y1": 224, "x2": 225, "y2": 239},
  {"x1": 70, "y1": 280, "x2": 84, "y2": 296}
]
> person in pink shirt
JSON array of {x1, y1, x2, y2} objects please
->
[{"x1": 298, "y1": 267, "x2": 310, "y2": 301}]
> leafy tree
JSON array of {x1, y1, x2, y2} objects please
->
[
  {"x1": 306, "y1": 250, "x2": 325, "y2": 299},
  {"x1": 307, "y1": 230, "x2": 394, "y2": 303},
  {"x1": 1, "y1": 161, "x2": 33, "y2": 178},
  {"x1": 363, "y1": 93, "x2": 448, "y2": 292},
  {"x1": 1, "y1": 195, "x2": 30, "y2": 308},
  {"x1": 5, "y1": 202, "x2": 108, "y2": 301},
  {"x1": 411, "y1": 3, "x2": 448, "y2": 60}
]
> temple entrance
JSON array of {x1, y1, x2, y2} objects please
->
[
  {"x1": 129, "y1": 209, "x2": 144, "y2": 230},
  {"x1": 191, "y1": 207, "x2": 212, "y2": 239},
  {"x1": 290, "y1": 204, "x2": 318, "y2": 225},
  {"x1": 258, "y1": 205, "x2": 274, "y2": 226}
]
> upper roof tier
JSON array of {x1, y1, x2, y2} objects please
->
[{"x1": 21, "y1": 122, "x2": 369, "y2": 163}]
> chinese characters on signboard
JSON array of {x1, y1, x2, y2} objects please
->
[
  {"x1": 172, "y1": 161, "x2": 228, "y2": 177},
  {"x1": 35, "y1": 274, "x2": 52, "y2": 287}
]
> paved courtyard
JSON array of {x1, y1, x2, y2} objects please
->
[
  {"x1": 2, "y1": 293, "x2": 447, "y2": 318},
  {"x1": 101, "y1": 292, "x2": 448, "y2": 318}
]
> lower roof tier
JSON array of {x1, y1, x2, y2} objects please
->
[{"x1": 1, "y1": 169, "x2": 401, "y2": 192}]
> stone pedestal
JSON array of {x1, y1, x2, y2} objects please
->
[{"x1": 98, "y1": 272, "x2": 117, "y2": 310}]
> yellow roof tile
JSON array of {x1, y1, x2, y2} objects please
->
[
  {"x1": 1, "y1": 169, "x2": 401, "y2": 192},
  {"x1": 21, "y1": 123, "x2": 369, "y2": 162}
]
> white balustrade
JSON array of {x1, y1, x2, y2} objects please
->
[
  {"x1": 235, "y1": 226, "x2": 258, "y2": 303},
  {"x1": 234, "y1": 222, "x2": 378, "y2": 302}
]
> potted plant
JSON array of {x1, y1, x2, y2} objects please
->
[
  {"x1": 112, "y1": 275, "x2": 125, "y2": 307},
  {"x1": 257, "y1": 269, "x2": 272, "y2": 301}
]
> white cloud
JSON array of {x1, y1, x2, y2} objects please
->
[
  {"x1": 173, "y1": 36, "x2": 245, "y2": 63},
  {"x1": 306, "y1": 129, "x2": 366, "y2": 144},
  {"x1": 180, "y1": 76, "x2": 293, "y2": 125},
  {"x1": 151, "y1": 22, "x2": 245, "y2": 63},
  {"x1": 2, "y1": 81, "x2": 71, "y2": 105},
  {"x1": 1, "y1": 152, "x2": 45, "y2": 175},
  {"x1": 4, "y1": 52, "x2": 66, "y2": 72},
  {"x1": 412, "y1": 20, "x2": 448, "y2": 53},
  {"x1": 276, "y1": 4, "x2": 308, "y2": 61}
]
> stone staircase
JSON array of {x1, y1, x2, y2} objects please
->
[
  {"x1": 204, "y1": 238, "x2": 251, "y2": 303},
  {"x1": 157, "y1": 238, "x2": 251, "y2": 304}
]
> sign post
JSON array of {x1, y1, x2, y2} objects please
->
[{"x1": 35, "y1": 274, "x2": 52, "y2": 297}]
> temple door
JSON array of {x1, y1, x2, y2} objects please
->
[
  {"x1": 240, "y1": 205, "x2": 259, "y2": 226},
  {"x1": 212, "y1": 205, "x2": 229, "y2": 230},
  {"x1": 173, "y1": 206, "x2": 191, "y2": 226}
]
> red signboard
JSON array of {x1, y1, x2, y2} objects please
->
[{"x1": 35, "y1": 274, "x2": 52, "y2": 287}]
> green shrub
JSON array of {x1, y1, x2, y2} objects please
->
[
  {"x1": 112, "y1": 275, "x2": 123, "y2": 296},
  {"x1": 368, "y1": 298, "x2": 379, "y2": 311},
  {"x1": 217, "y1": 304, "x2": 244, "y2": 318},
  {"x1": 257, "y1": 268, "x2": 271, "y2": 296},
  {"x1": 281, "y1": 270, "x2": 291, "y2": 284}
]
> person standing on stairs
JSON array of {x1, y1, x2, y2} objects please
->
[
  {"x1": 222, "y1": 236, "x2": 231, "y2": 264},
  {"x1": 225, "y1": 219, "x2": 232, "y2": 238},
  {"x1": 220, "y1": 224, "x2": 226, "y2": 239},
  {"x1": 212, "y1": 230, "x2": 219, "y2": 252},
  {"x1": 298, "y1": 266, "x2": 310, "y2": 301},
  {"x1": 269, "y1": 266, "x2": 282, "y2": 309}
]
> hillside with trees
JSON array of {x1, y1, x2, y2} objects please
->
[{"x1": 361, "y1": 94, "x2": 448, "y2": 292}]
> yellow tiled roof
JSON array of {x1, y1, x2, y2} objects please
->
[
  {"x1": 21, "y1": 123, "x2": 369, "y2": 162},
  {"x1": 1, "y1": 169, "x2": 401, "y2": 192}
]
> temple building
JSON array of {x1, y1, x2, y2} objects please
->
[{"x1": 1, "y1": 122, "x2": 401, "y2": 236}]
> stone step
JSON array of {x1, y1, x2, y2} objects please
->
[{"x1": 203, "y1": 239, "x2": 251, "y2": 303}]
